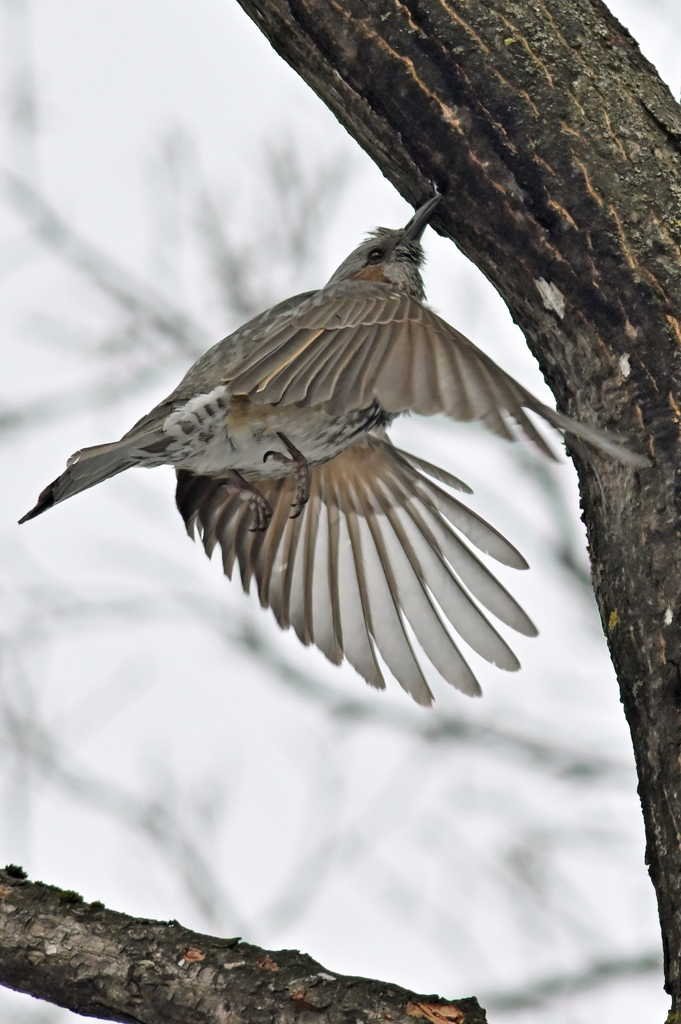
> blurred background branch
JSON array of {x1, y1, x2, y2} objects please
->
[{"x1": 0, "y1": 1, "x2": 675, "y2": 1022}]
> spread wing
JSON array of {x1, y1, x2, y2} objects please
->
[
  {"x1": 176, "y1": 434, "x2": 538, "y2": 705},
  {"x1": 223, "y1": 280, "x2": 647, "y2": 466}
]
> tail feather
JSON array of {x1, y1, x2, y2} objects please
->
[
  {"x1": 176, "y1": 433, "x2": 537, "y2": 704},
  {"x1": 18, "y1": 432, "x2": 164, "y2": 522}
]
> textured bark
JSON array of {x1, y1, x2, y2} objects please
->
[
  {"x1": 0, "y1": 869, "x2": 485, "y2": 1024},
  {"x1": 232, "y1": 0, "x2": 681, "y2": 1011}
]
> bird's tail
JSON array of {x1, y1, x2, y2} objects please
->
[
  {"x1": 19, "y1": 430, "x2": 165, "y2": 523},
  {"x1": 176, "y1": 433, "x2": 537, "y2": 705}
]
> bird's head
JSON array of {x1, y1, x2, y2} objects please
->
[{"x1": 326, "y1": 193, "x2": 442, "y2": 300}]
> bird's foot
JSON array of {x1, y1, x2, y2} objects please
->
[
  {"x1": 225, "y1": 470, "x2": 273, "y2": 531},
  {"x1": 264, "y1": 432, "x2": 310, "y2": 519}
]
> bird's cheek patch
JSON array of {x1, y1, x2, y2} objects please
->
[{"x1": 353, "y1": 265, "x2": 392, "y2": 283}]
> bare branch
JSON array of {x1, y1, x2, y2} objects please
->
[{"x1": 0, "y1": 869, "x2": 485, "y2": 1024}]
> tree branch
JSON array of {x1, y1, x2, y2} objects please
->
[
  {"x1": 233, "y1": 0, "x2": 681, "y2": 1008},
  {"x1": 0, "y1": 868, "x2": 485, "y2": 1024}
]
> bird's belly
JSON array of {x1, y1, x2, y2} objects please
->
[{"x1": 164, "y1": 389, "x2": 389, "y2": 478}]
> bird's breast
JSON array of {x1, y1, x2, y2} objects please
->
[{"x1": 160, "y1": 388, "x2": 391, "y2": 478}]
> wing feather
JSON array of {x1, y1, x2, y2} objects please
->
[
  {"x1": 310, "y1": 482, "x2": 343, "y2": 664},
  {"x1": 303, "y1": 325, "x2": 380, "y2": 407},
  {"x1": 288, "y1": 484, "x2": 321, "y2": 646},
  {"x1": 324, "y1": 321, "x2": 396, "y2": 415},
  {"x1": 396, "y1": 451, "x2": 472, "y2": 494},
  {"x1": 222, "y1": 279, "x2": 646, "y2": 467},
  {"x1": 322, "y1": 480, "x2": 344, "y2": 664},
  {"x1": 176, "y1": 434, "x2": 540, "y2": 702},
  {"x1": 340, "y1": 496, "x2": 386, "y2": 689},
  {"x1": 376, "y1": 489, "x2": 520, "y2": 673},
  {"x1": 272, "y1": 508, "x2": 306, "y2": 630},
  {"x1": 354, "y1": 482, "x2": 433, "y2": 705},
  {"x1": 276, "y1": 325, "x2": 379, "y2": 406},
  {"x1": 255, "y1": 482, "x2": 294, "y2": 609},
  {"x1": 368, "y1": 481, "x2": 482, "y2": 695}
]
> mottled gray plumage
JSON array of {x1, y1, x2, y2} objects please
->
[{"x1": 20, "y1": 194, "x2": 648, "y2": 703}]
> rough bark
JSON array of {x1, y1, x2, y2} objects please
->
[
  {"x1": 0, "y1": 869, "x2": 485, "y2": 1024},
  {"x1": 232, "y1": 0, "x2": 681, "y2": 1012}
]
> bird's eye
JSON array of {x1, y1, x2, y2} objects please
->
[{"x1": 367, "y1": 248, "x2": 384, "y2": 263}]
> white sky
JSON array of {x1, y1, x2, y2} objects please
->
[{"x1": 0, "y1": 2, "x2": 679, "y2": 1022}]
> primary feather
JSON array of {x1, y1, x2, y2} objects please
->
[{"x1": 175, "y1": 434, "x2": 537, "y2": 706}]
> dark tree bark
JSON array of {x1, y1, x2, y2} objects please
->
[
  {"x1": 231, "y1": 0, "x2": 681, "y2": 1012},
  {"x1": 0, "y1": 870, "x2": 485, "y2": 1024}
]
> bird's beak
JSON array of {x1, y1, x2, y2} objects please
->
[{"x1": 400, "y1": 192, "x2": 442, "y2": 242}]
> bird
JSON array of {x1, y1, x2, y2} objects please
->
[{"x1": 19, "y1": 193, "x2": 648, "y2": 705}]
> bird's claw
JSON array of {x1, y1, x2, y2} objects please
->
[
  {"x1": 247, "y1": 491, "x2": 273, "y2": 531},
  {"x1": 222, "y1": 470, "x2": 272, "y2": 531},
  {"x1": 263, "y1": 433, "x2": 310, "y2": 519}
]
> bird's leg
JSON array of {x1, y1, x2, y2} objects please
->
[
  {"x1": 263, "y1": 432, "x2": 311, "y2": 519},
  {"x1": 224, "y1": 470, "x2": 273, "y2": 531}
]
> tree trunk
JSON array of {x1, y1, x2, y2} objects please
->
[
  {"x1": 233, "y1": 0, "x2": 681, "y2": 1010},
  {"x1": 0, "y1": 869, "x2": 485, "y2": 1024}
]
